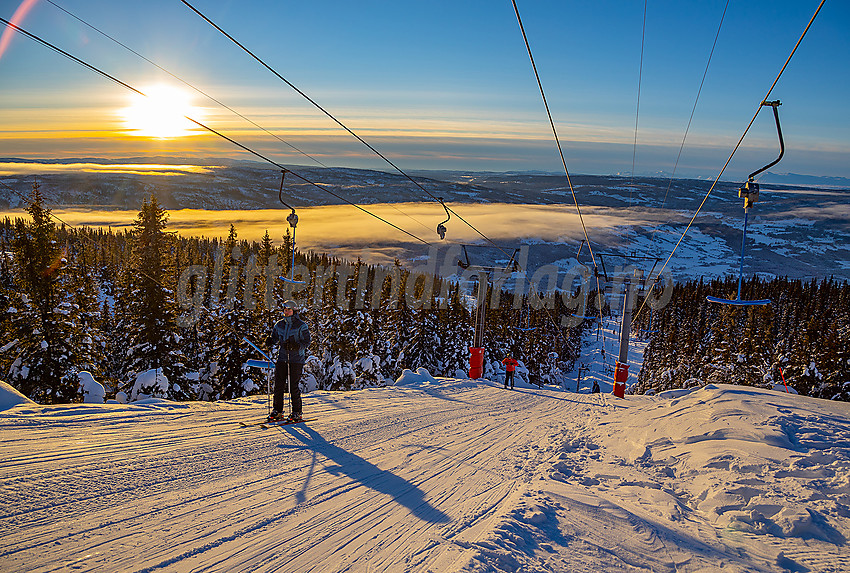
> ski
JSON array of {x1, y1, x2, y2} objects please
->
[
  {"x1": 239, "y1": 418, "x2": 315, "y2": 429},
  {"x1": 265, "y1": 418, "x2": 315, "y2": 428}
]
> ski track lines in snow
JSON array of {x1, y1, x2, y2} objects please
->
[
  {"x1": 0, "y1": 383, "x2": 594, "y2": 572},
  {"x1": 3, "y1": 383, "x2": 850, "y2": 572}
]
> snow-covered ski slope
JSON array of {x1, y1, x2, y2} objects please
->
[{"x1": 2, "y1": 378, "x2": 850, "y2": 572}]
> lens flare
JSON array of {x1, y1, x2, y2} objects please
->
[{"x1": 0, "y1": 0, "x2": 40, "y2": 62}]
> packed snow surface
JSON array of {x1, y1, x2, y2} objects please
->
[{"x1": 2, "y1": 380, "x2": 849, "y2": 572}]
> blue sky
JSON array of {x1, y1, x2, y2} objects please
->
[{"x1": 0, "y1": 0, "x2": 847, "y2": 179}]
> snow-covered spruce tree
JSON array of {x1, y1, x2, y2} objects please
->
[
  {"x1": 539, "y1": 351, "x2": 564, "y2": 386},
  {"x1": 118, "y1": 195, "x2": 188, "y2": 400},
  {"x1": 367, "y1": 264, "x2": 402, "y2": 381},
  {"x1": 408, "y1": 306, "x2": 442, "y2": 375},
  {"x1": 65, "y1": 234, "x2": 107, "y2": 385},
  {"x1": 313, "y1": 262, "x2": 357, "y2": 390},
  {"x1": 389, "y1": 270, "x2": 419, "y2": 374},
  {"x1": 3, "y1": 183, "x2": 80, "y2": 402},
  {"x1": 704, "y1": 300, "x2": 740, "y2": 385},
  {"x1": 438, "y1": 283, "x2": 472, "y2": 377},
  {"x1": 327, "y1": 262, "x2": 382, "y2": 386},
  {"x1": 203, "y1": 234, "x2": 267, "y2": 400},
  {"x1": 348, "y1": 308, "x2": 385, "y2": 387}
]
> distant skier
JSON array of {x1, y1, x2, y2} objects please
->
[
  {"x1": 592, "y1": 380, "x2": 600, "y2": 393},
  {"x1": 265, "y1": 300, "x2": 311, "y2": 423},
  {"x1": 502, "y1": 356, "x2": 518, "y2": 389}
]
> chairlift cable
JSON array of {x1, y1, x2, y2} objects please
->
[
  {"x1": 0, "y1": 17, "x2": 432, "y2": 248},
  {"x1": 633, "y1": 0, "x2": 827, "y2": 322},
  {"x1": 3, "y1": 16, "x2": 579, "y2": 375},
  {"x1": 180, "y1": 1, "x2": 573, "y2": 332},
  {"x1": 511, "y1": 0, "x2": 606, "y2": 348},
  {"x1": 648, "y1": 0, "x2": 729, "y2": 253},
  {"x1": 181, "y1": 0, "x2": 533, "y2": 254},
  {"x1": 0, "y1": 19, "x2": 567, "y2": 353},
  {"x1": 45, "y1": 0, "x2": 437, "y2": 239},
  {"x1": 179, "y1": 0, "x2": 462, "y2": 239},
  {"x1": 0, "y1": 178, "x2": 277, "y2": 363},
  {"x1": 510, "y1": 0, "x2": 598, "y2": 271},
  {"x1": 43, "y1": 0, "x2": 330, "y2": 170},
  {"x1": 628, "y1": 0, "x2": 648, "y2": 211},
  {"x1": 178, "y1": 0, "x2": 584, "y2": 347}
]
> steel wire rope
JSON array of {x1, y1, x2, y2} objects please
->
[
  {"x1": 0, "y1": 16, "x2": 443, "y2": 377},
  {"x1": 0, "y1": 17, "x2": 432, "y2": 248},
  {"x1": 0, "y1": 14, "x2": 575, "y2": 390},
  {"x1": 179, "y1": 0, "x2": 589, "y2": 355},
  {"x1": 41, "y1": 0, "x2": 438, "y2": 239},
  {"x1": 637, "y1": 0, "x2": 729, "y2": 341},
  {"x1": 44, "y1": 0, "x2": 328, "y2": 170},
  {"x1": 0, "y1": 17, "x2": 553, "y2": 364},
  {"x1": 179, "y1": 0, "x2": 515, "y2": 256},
  {"x1": 633, "y1": 0, "x2": 827, "y2": 322},
  {"x1": 0, "y1": 177, "x2": 284, "y2": 374},
  {"x1": 628, "y1": 0, "x2": 648, "y2": 211},
  {"x1": 511, "y1": 0, "x2": 611, "y2": 364},
  {"x1": 1, "y1": 11, "x2": 588, "y2": 360},
  {"x1": 650, "y1": 0, "x2": 729, "y2": 256},
  {"x1": 647, "y1": 0, "x2": 730, "y2": 253}
]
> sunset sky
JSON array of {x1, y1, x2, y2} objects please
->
[{"x1": 0, "y1": 0, "x2": 847, "y2": 179}]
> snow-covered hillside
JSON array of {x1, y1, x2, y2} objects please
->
[
  {"x1": 2, "y1": 377, "x2": 849, "y2": 572},
  {"x1": 2, "y1": 161, "x2": 848, "y2": 280}
]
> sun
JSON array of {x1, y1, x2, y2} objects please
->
[{"x1": 121, "y1": 85, "x2": 203, "y2": 139}]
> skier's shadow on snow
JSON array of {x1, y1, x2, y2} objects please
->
[{"x1": 280, "y1": 425, "x2": 451, "y2": 524}]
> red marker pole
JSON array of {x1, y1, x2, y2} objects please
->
[
  {"x1": 613, "y1": 274, "x2": 636, "y2": 399},
  {"x1": 613, "y1": 362, "x2": 628, "y2": 398},
  {"x1": 779, "y1": 366, "x2": 789, "y2": 393}
]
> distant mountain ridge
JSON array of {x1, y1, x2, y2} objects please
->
[
  {"x1": 757, "y1": 172, "x2": 850, "y2": 188},
  {"x1": 2, "y1": 158, "x2": 846, "y2": 212},
  {"x1": 1, "y1": 159, "x2": 848, "y2": 281}
]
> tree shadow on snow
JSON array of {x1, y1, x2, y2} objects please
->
[{"x1": 279, "y1": 425, "x2": 451, "y2": 524}]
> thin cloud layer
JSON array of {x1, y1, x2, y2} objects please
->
[{"x1": 0, "y1": 162, "x2": 216, "y2": 177}]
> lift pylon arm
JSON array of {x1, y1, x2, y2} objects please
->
[{"x1": 739, "y1": 100, "x2": 784, "y2": 209}]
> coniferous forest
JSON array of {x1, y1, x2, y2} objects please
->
[
  {"x1": 2, "y1": 185, "x2": 848, "y2": 404},
  {"x1": 635, "y1": 277, "x2": 850, "y2": 400},
  {"x1": 0, "y1": 185, "x2": 585, "y2": 404}
]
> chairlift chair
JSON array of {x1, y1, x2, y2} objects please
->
[
  {"x1": 707, "y1": 100, "x2": 783, "y2": 306},
  {"x1": 277, "y1": 170, "x2": 306, "y2": 285},
  {"x1": 436, "y1": 198, "x2": 450, "y2": 240}
]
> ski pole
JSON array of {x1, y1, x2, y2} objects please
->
[
  {"x1": 266, "y1": 368, "x2": 272, "y2": 416},
  {"x1": 287, "y1": 363, "x2": 292, "y2": 415}
]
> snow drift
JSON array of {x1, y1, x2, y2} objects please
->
[{"x1": 0, "y1": 379, "x2": 35, "y2": 411}]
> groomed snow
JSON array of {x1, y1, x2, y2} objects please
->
[{"x1": 1, "y1": 377, "x2": 849, "y2": 572}]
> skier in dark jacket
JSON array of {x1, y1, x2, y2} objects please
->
[{"x1": 265, "y1": 300, "x2": 311, "y2": 423}]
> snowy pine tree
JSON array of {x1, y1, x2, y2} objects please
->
[
  {"x1": 118, "y1": 195, "x2": 188, "y2": 400},
  {"x1": 3, "y1": 183, "x2": 80, "y2": 402}
]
